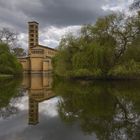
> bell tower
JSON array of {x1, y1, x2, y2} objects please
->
[
  {"x1": 28, "y1": 98, "x2": 39, "y2": 125},
  {"x1": 28, "y1": 21, "x2": 39, "y2": 48}
]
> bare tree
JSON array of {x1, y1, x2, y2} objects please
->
[
  {"x1": 111, "y1": 14, "x2": 140, "y2": 60},
  {"x1": 0, "y1": 28, "x2": 18, "y2": 48},
  {"x1": 0, "y1": 28, "x2": 27, "y2": 57},
  {"x1": 12, "y1": 47, "x2": 27, "y2": 57},
  {"x1": 130, "y1": 0, "x2": 140, "y2": 10}
]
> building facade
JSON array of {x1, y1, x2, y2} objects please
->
[
  {"x1": 18, "y1": 21, "x2": 57, "y2": 74},
  {"x1": 22, "y1": 75, "x2": 55, "y2": 125}
]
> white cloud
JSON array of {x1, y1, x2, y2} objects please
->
[
  {"x1": 18, "y1": 25, "x2": 81, "y2": 50},
  {"x1": 39, "y1": 97, "x2": 59, "y2": 117},
  {"x1": 40, "y1": 26, "x2": 81, "y2": 48},
  {"x1": 17, "y1": 33, "x2": 28, "y2": 50},
  {"x1": 102, "y1": 0, "x2": 133, "y2": 12},
  {"x1": 10, "y1": 91, "x2": 29, "y2": 111}
]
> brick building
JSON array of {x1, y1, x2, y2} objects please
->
[{"x1": 18, "y1": 21, "x2": 57, "y2": 74}]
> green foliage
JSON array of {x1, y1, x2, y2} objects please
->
[
  {"x1": 0, "y1": 43, "x2": 22, "y2": 75},
  {"x1": 53, "y1": 78, "x2": 140, "y2": 139},
  {"x1": 53, "y1": 12, "x2": 140, "y2": 79},
  {"x1": 122, "y1": 36, "x2": 140, "y2": 62},
  {"x1": 0, "y1": 78, "x2": 22, "y2": 108},
  {"x1": 108, "y1": 60, "x2": 140, "y2": 78},
  {"x1": 69, "y1": 69, "x2": 102, "y2": 79}
]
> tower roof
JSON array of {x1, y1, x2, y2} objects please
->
[{"x1": 28, "y1": 21, "x2": 39, "y2": 24}]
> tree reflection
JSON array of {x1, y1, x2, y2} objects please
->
[
  {"x1": 54, "y1": 79, "x2": 140, "y2": 140},
  {"x1": 0, "y1": 78, "x2": 22, "y2": 119}
]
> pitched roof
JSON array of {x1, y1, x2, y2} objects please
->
[
  {"x1": 30, "y1": 44, "x2": 57, "y2": 51},
  {"x1": 39, "y1": 45, "x2": 57, "y2": 51},
  {"x1": 28, "y1": 21, "x2": 39, "y2": 24},
  {"x1": 17, "y1": 56, "x2": 29, "y2": 59}
]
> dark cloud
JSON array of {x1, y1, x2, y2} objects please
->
[
  {"x1": 0, "y1": 0, "x2": 115, "y2": 48},
  {"x1": 0, "y1": 0, "x2": 111, "y2": 32}
]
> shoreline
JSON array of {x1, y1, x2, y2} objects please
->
[
  {"x1": 56, "y1": 75, "x2": 140, "y2": 81},
  {"x1": 0, "y1": 74, "x2": 14, "y2": 79}
]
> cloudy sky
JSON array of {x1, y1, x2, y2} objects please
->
[{"x1": 0, "y1": 0, "x2": 133, "y2": 50}]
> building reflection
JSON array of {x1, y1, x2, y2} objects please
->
[{"x1": 22, "y1": 74, "x2": 55, "y2": 125}]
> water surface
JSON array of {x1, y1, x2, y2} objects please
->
[{"x1": 0, "y1": 75, "x2": 140, "y2": 140}]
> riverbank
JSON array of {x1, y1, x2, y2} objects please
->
[
  {"x1": 54, "y1": 73, "x2": 140, "y2": 81},
  {"x1": 0, "y1": 74, "x2": 14, "y2": 79},
  {"x1": 70, "y1": 76, "x2": 140, "y2": 81}
]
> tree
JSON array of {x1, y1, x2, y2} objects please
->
[
  {"x1": 0, "y1": 27, "x2": 26, "y2": 57},
  {"x1": 53, "y1": 12, "x2": 140, "y2": 78},
  {"x1": 12, "y1": 47, "x2": 26, "y2": 57},
  {"x1": 0, "y1": 43, "x2": 22, "y2": 75},
  {"x1": 130, "y1": 0, "x2": 140, "y2": 10},
  {"x1": 81, "y1": 13, "x2": 140, "y2": 61},
  {"x1": 0, "y1": 28, "x2": 17, "y2": 48}
]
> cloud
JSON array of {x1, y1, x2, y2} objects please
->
[
  {"x1": 0, "y1": 0, "x2": 111, "y2": 31},
  {"x1": 17, "y1": 33, "x2": 28, "y2": 50},
  {"x1": 102, "y1": 0, "x2": 133, "y2": 12},
  {"x1": 40, "y1": 25, "x2": 81, "y2": 48},
  {"x1": 16, "y1": 25, "x2": 81, "y2": 49},
  {"x1": 0, "y1": 0, "x2": 131, "y2": 48}
]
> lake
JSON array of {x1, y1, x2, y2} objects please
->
[{"x1": 0, "y1": 75, "x2": 140, "y2": 140}]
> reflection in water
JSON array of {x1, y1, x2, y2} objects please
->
[
  {"x1": 53, "y1": 79, "x2": 140, "y2": 140},
  {"x1": 0, "y1": 78, "x2": 22, "y2": 119},
  {"x1": 22, "y1": 74, "x2": 55, "y2": 125},
  {"x1": 0, "y1": 76, "x2": 140, "y2": 140}
]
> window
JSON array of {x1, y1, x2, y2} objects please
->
[
  {"x1": 30, "y1": 25, "x2": 34, "y2": 28},
  {"x1": 31, "y1": 50, "x2": 43, "y2": 54},
  {"x1": 30, "y1": 34, "x2": 34, "y2": 37},
  {"x1": 30, "y1": 39, "x2": 34, "y2": 41},
  {"x1": 30, "y1": 43, "x2": 34, "y2": 46},
  {"x1": 29, "y1": 30, "x2": 34, "y2": 33}
]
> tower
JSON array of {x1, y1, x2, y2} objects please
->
[
  {"x1": 28, "y1": 97, "x2": 39, "y2": 125},
  {"x1": 28, "y1": 21, "x2": 39, "y2": 48}
]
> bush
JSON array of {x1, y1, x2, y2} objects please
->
[
  {"x1": 64, "y1": 68, "x2": 103, "y2": 79},
  {"x1": 108, "y1": 60, "x2": 140, "y2": 78}
]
